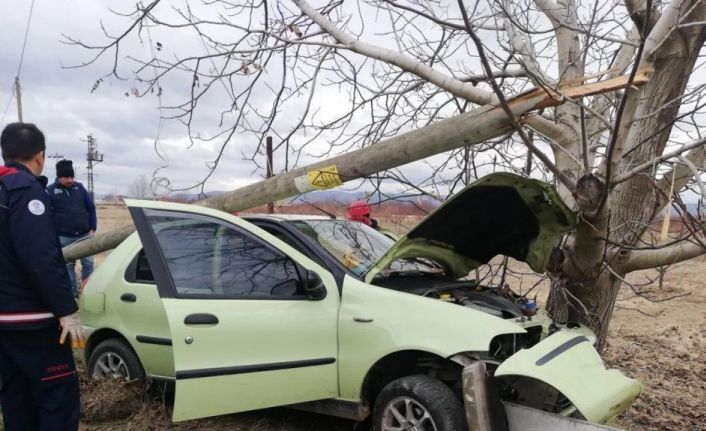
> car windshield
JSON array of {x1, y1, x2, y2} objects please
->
[{"x1": 289, "y1": 219, "x2": 436, "y2": 276}]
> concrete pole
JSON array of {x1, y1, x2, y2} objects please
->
[
  {"x1": 14, "y1": 77, "x2": 23, "y2": 122},
  {"x1": 266, "y1": 136, "x2": 274, "y2": 214},
  {"x1": 62, "y1": 99, "x2": 526, "y2": 261}
]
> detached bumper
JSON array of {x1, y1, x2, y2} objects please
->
[{"x1": 494, "y1": 330, "x2": 641, "y2": 424}]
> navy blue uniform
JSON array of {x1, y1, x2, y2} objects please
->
[
  {"x1": 47, "y1": 178, "x2": 97, "y2": 296},
  {"x1": 46, "y1": 179, "x2": 96, "y2": 237},
  {"x1": 0, "y1": 163, "x2": 80, "y2": 430}
]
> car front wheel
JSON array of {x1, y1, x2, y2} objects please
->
[
  {"x1": 88, "y1": 339, "x2": 146, "y2": 381},
  {"x1": 373, "y1": 375, "x2": 466, "y2": 431}
]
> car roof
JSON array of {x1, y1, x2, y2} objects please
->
[{"x1": 242, "y1": 213, "x2": 335, "y2": 222}]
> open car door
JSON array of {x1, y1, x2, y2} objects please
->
[{"x1": 126, "y1": 199, "x2": 340, "y2": 421}]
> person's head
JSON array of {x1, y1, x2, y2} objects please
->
[
  {"x1": 348, "y1": 200, "x2": 373, "y2": 226},
  {"x1": 0, "y1": 122, "x2": 46, "y2": 175},
  {"x1": 56, "y1": 160, "x2": 75, "y2": 187}
]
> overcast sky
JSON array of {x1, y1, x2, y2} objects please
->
[
  {"x1": 9, "y1": 1, "x2": 699, "y2": 202},
  {"x1": 0, "y1": 0, "x2": 458, "y2": 200},
  {"x1": 0, "y1": 1, "x2": 328, "y2": 196}
]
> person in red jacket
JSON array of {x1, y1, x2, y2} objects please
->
[
  {"x1": 347, "y1": 200, "x2": 399, "y2": 241},
  {"x1": 347, "y1": 200, "x2": 380, "y2": 229},
  {"x1": 0, "y1": 123, "x2": 85, "y2": 431}
]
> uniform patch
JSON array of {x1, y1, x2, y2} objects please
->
[
  {"x1": 53, "y1": 189, "x2": 62, "y2": 194},
  {"x1": 28, "y1": 199, "x2": 45, "y2": 215}
]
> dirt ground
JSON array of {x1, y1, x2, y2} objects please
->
[
  {"x1": 606, "y1": 258, "x2": 706, "y2": 431},
  {"x1": 73, "y1": 205, "x2": 705, "y2": 430}
]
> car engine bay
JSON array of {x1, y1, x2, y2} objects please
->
[{"x1": 373, "y1": 274, "x2": 537, "y2": 320}]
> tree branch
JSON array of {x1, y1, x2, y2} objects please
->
[
  {"x1": 292, "y1": 0, "x2": 496, "y2": 106},
  {"x1": 503, "y1": 0, "x2": 551, "y2": 86},
  {"x1": 585, "y1": 27, "x2": 640, "y2": 140},
  {"x1": 457, "y1": 0, "x2": 576, "y2": 191},
  {"x1": 656, "y1": 145, "x2": 706, "y2": 208},
  {"x1": 622, "y1": 239, "x2": 706, "y2": 272},
  {"x1": 612, "y1": 137, "x2": 706, "y2": 184},
  {"x1": 643, "y1": 0, "x2": 689, "y2": 61},
  {"x1": 678, "y1": 154, "x2": 706, "y2": 197}
]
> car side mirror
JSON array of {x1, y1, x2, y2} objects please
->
[{"x1": 304, "y1": 270, "x2": 326, "y2": 300}]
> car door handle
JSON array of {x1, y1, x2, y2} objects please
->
[
  {"x1": 120, "y1": 293, "x2": 137, "y2": 303},
  {"x1": 184, "y1": 314, "x2": 219, "y2": 325}
]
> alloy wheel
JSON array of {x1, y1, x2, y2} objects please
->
[
  {"x1": 381, "y1": 396, "x2": 438, "y2": 431},
  {"x1": 92, "y1": 351, "x2": 131, "y2": 380}
]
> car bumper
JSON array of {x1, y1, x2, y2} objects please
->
[{"x1": 493, "y1": 330, "x2": 641, "y2": 424}]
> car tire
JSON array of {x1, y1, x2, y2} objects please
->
[
  {"x1": 373, "y1": 375, "x2": 466, "y2": 431},
  {"x1": 87, "y1": 339, "x2": 146, "y2": 382}
]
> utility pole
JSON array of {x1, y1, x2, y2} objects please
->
[
  {"x1": 84, "y1": 134, "x2": 104, "y2": 199},
  {"x1": 14, "y1": 77, "x2": 23, "y2": 122},
  {"x1": 266, "y1": 136, "x2": 275, "y2": 214}
]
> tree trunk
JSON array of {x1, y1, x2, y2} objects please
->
[
  {"x1": 547, "y1": 268, "x2": 624, "y2": 349},
  {"x1": 547, "y1": 2, "x2": 706, "y2": 349}
]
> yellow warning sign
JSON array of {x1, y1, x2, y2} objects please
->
[{"x1": 307, "y1": 165, "x2": 343, "y2": 190}]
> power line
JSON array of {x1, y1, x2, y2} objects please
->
[
  {"x1": 7, "y1": 0, "x2": 38, "y2": 123},
  {"x1": 16, "y1": 0, "x2": 37, "y2": 78}
]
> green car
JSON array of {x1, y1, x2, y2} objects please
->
[{"x1": 79, "y1": 173, "x2": 640, "y2": 429}]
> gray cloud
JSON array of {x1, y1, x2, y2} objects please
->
[{"x1": 1, "y1": 0, "x2": 452, "y2": 199}]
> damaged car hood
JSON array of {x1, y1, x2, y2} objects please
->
[{"x1": 365, "y1": 173, "x2": 575, "y2": 282}]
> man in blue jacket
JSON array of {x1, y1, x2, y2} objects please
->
[
  {"x1": 0, "y1": 122, "x2": 84, "y2": 430},
  {"x1": 46, "y1": 159, "x2": 97, "y2": 298}
]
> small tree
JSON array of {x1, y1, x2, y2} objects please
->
[{"x1": 128, "y1": 174, "x2": 152, "y2": 199}]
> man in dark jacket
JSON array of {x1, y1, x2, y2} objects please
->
[
  {"x1": 0, "y1": 122, "x2": 84, "y2": 430},
  {"x1": 46, "y1": 159, "x2": 97, "y2": 298}
]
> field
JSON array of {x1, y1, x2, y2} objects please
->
[{"x1": 74, "y1": 204, "x2": 705, "y2": 430}]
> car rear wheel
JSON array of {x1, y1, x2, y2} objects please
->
[
  {"x1": 88, "y1": 339, "x2": 145, "y2": 381},
  {"x1": 373, "y1": 375, "x2": 466, "y2": 431}
]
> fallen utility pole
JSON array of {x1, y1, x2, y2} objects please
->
[{"x1": 63, "y1": 71, "x2": 650, "y2": 261}]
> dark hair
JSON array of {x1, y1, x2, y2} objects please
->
[{"x1": 1, "y1": 122, "x2": 46, "y2": 163}]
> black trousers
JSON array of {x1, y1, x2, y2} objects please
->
[{"x1": 0, "y1": 326, "x2": 80, "y2": 431}]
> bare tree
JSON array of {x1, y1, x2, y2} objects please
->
[
  {"x1": 66, "y1": 0, "x2": 706, "y2": 347},
  {"x1": 128, "y1": 174, "x2": 152, "y2": 199}
]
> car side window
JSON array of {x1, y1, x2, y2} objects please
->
[
  {"x1": 255, "y1": 223, "x2": 325, "y2": 267},
  {"x1": 124, "y1": 249, "x2": 156, "y2": 284},
  {"x1": 145, "y1": 212, "x2": 305, "y2": 299}
]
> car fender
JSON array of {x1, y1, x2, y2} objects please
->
[
  {"x1": 494, "y1": 330, "x2": 642, "y2": 423},
  {"x1": 337, "y1": 275, "x2": 525, "y2": 400},
  {"x1": 80, "y1": 234, "x2": 175, "y2": 378}
]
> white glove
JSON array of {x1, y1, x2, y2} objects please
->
[{"x1": 59, "y1": 312, "x2": 86, "y2": 349}]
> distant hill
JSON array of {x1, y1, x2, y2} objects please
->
[
  {"x1": 137, "y1": 189, "x2": 443, "y2": 207},
  {"x1": 286, "y1": 190, "x2": 442, "y2": 206},
  {"x1": 663, "y1": 202, "x2": 702, "y2": 216},
  {"x1": 101, "y1": 189, "x2": 699, "y2": 215}
]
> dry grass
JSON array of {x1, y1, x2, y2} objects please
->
[
  {"x1": 81, "y1": 378, "x2": 147, "y2": 423},
  {"x1": 78, "y1": 370, "x2": 358, "y2": 430}
]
